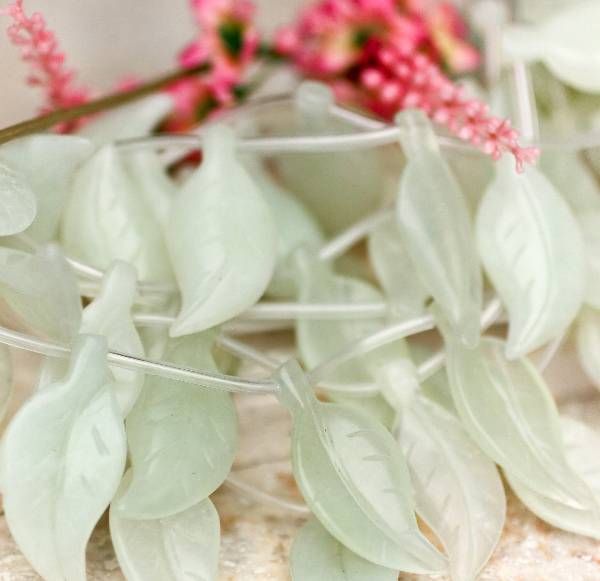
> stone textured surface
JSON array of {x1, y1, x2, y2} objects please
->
[{"x1": 1, "y1": 336, "x2": 600, "y2": 580}]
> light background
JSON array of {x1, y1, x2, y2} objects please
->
[{"x1": 0, "y1": 0, "x2": 306, "y2": 127}]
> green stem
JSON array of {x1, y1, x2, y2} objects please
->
[{"x1": 0, "y1": 63, "x2": 211, "y2": 145}]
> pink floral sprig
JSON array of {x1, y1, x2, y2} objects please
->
[
  {"x1": 167, "y1": 0, "x2": 260, "y2": 130},
  {"x1": 2, "y1": 0, "x2": 90, "y2": 128},
  {"x1": 276, "y1": 0, "x2": 538, "y2": 170}
]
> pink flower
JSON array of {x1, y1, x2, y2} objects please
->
[
  {"x1": 400, "y1": 0, "x2": 480, "y2": 73},
  {"x1": 277, "y1": 0, "x2": 537, "y2": 169},
  {"x1": 179, "y1": 0, "x2": 259, "y2": 104},
  {"x1": 3, "y1": 0, "x2": 90, "y2": 128},
  {"x1": 275, "y1": 0, "x2": 423, "y2": 76},
  {"x1": 167, "y1": 0, "x2": 260, "y2": 129},
  {"x1": 357, "y1": 42, "x2": 538, "y2": 169}
]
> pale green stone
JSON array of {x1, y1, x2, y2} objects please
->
[
  {"x1": 0, "y1": 160, "x2": 36, "y2": 236},
  {"x1": 78, "y1": 94, "x2": 172, "y2": 146},
  {"x1": 476, "y1": 160, "x2": 585, "y2": 358},
  {"x1": 126, "y1": 151, "x2": 175, "y2": 230},
  {"x1": 167, "y1": 125, "x2": 277, "y2": 336},
  {"x1": 397, "y1": 395, "x2": 505, "y2": 581},
  {"x1": 577, "y1": 212, "x2": 600, "y2": 309},
  {"x1": 0, "y1": 244, "x2": 82, "y2": 342},
  {"x1": 445, "y1": 335, "x2": 596, "y2": 510},
  {"x1": 367, "y1": 219, "x2": 429, "y2": 319},
  {"x1": 295, "y1": 253, "x2": 386, "y2": 385},
  {"x1": 110, "y1": 471, "x2": 220, "y2": 581},
  {"x1": 0, "y1": 344, "x2": 12, "y2": 422},
  {"x1": 395, "y1": 109, "x2": 482, "y2": 348},
  {"x1": 1, "y1": 334, "x2": 126, "y2": 581},
  {"x1": 540, "y1": 150, "x2": 600, "y2": 214},
  {"x1": 290, "y1": 518, "x2": 398, "y2": 581},
  {"x1": 245, "y1": 159, "x2": 324, "y2": 298},
  {"x1": 506, "y1": 417, "x2": 600, "y2": 539},
  {"x1": 294, "y1": 251, "x2": 403, "y2": 423},
  {"x1": 274, "y1": 83, "x2": 388, "y2": 235},
  {"x1": 539, "y1": 150, "x2": 600, "y2": 310},
  {"x1": 503, "y1": 1, "x2": 600, "y2": 92},
  {"x1": 576, "y1": 307, "x2": 600, "y2": 391},
  {"x1": 0, "y1": 135, "x2": 92, "y2": 241},
  {"x1": 116, "y1": 332, "x2": 237, "y2": 519},
  {"x1": 60, "y1": 145, "x2": 174, "y2": 283},
  {"x1": 276, "y1": 360, "x2": 447, "y2": 574},
  {"x1": 79, "y1": 261, "x2": 145, "y2": 416}
]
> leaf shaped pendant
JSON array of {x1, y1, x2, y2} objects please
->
[
  {"x1": 506, "y1": 417, "x2": 600, "y2": 539},
  {"x1": 445, "y1": 335, "x2": 596, "y2": 510},
  {"x1": 294, "y1": 251, "x2": 392, "y2": 389},
  {"x1": 397, "y1": 396, "x2": 505, "y2": 581},
  {"x1": 244, "y1": 158, "x2": 324, "y2": 299},
  {"x1": 0, "y1": 344, "x2": 12, "y2": 423},
  {"x1": 0, "y1": 160, "x2": 37, "y2": 236},
  {"x1": 0, "y1": 135, "x2": 93, "y2": 242},
  {"x1": 476, "y1": 160, "x2": 585, "y2": 358},
  {"x1": 367, "y1": 219, "x2": 429, "y2": 319},
  {"x1": 1, "y1": 334, "x2": 126, "y2": 581},
  {"x1": 0, "y1": 244, "x2": 82, "y2": 342},
  {"x1": 276, "y1": 360, "x2": 447, "y2": 574},
  {"x1": 576, "y1": 308, "x2": 600, "y2": 391},
  {"x1": 79, "y1": 94, "x2": 173, "y2": 147},
  {"x1": 110, "y1": 471, "x2": 220, "y2": 581},
  {"x1": 395, "y1": 109, "x2": 482, "y2": 347},
  {"x1": 167, "y1": 125, "x2": 277, "y2": 335},
  {"x1": 290, "y1": 518, "x2": 398, "y2": 581},
  {"x1": 80, "y1": 261, "x2": 145, "y2": 415},
  {"x1": 503, "y1": 0, "x2": 600, "y2": 93},
  {"x1": 60, "y1": 145, "x2": 174, "y2": 283},
  {"x1": 115, "y1": 332, "x2": 237, "y2": 519}
]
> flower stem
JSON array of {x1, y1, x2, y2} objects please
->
[{"x1": 0, "y1": 62, "x2": 211, "y2": 145}]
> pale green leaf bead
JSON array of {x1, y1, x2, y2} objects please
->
[
  {"x1": 79, "y1": 261, "x2": 145, "y2": 416},
  {"x1": 116, "y1": 332, "x2": 237, "y2": 519},
  {"x1": 0, "y1": 344, "x2": 12, "y2": 423},
  {"x1": 0, "y1": 244, "x2": 82, "y2": 342},
  {"x1": 395, "y1": 109, "x2": 482, "y2": 348},
  {"x1": 1, "y1": 334, "x2": 126, "y2": 581},
  {"x1": 0, "y1": 135, "x2": 92, "y2": 241},
  {"x1": 276, "y1": 360, "x2": 447, "y2": 574},
  {"x1": 126, "y1": 151, "x2": 175, "y2": 230},
  {"x1": 290, "y1": 518, "x2": 398, "y2": 581},
  {"x1": 539, "y1": 149, "x2": 600, "y2": 310},
  {"x1": 167, "y1": 124, "x2": 277, "y2": 336},
  {"x1": 78, "y1": 94, "x2": 173, "y2": 146},
  {"x1": 444, "y1": 334, "x2": 597, "y2": 510},
  {"x1": 77, "y1": 93, "x2": 175, "y2": 232},
  {"x1": 506, "y1": 417, "x2": 600, "y2": 539},
  {"x1": 110, "y1": 471, "x2": 220, "y2": 581},
  {"x1": 0, "y1": 160, "x2": 37, "y2": 237},
  {"x1": 503, "y1": 1, "x2": 600, "y2": 93},
  {"x1": 274, "y1": 82, "x2": 389, "y2": 235},
  {"x1": 367, "y1": 220, "x2": 429, "y2": 319},
  {"x1": 575, "y1": 307, "x2": 600, "y2": 390},
  {"x1": 540, "y1": 150, "x2": 600, "y2": 215},
  {"x1": 397, "y1": 396, "x2": 505, "y2": 581},
  {"x1": 294, "y1": 250, "x2": 397, "y2": 387},
  {"x1": 60, "y1": 145, "x2": 174, "y2": 283},
  {"x1": 244, "y1": 158, "x2": 324, "y2": 298},
  {"x1": 294, "y1": 251, "x2": 400, "y2": 423},
  {"x1": 577, "y1": 212, "x2": 600, "y2": 309},
  {"x1": 476, "y1": 159, "x2": 585, "y2": 358}
]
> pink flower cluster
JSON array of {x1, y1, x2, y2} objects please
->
[
  {"x1": 277, "y1": 0, "x2": 538, "y2": 169},
  {"x1": 167, "y1": 0, "x2": 259, "y2": 130},
  {"x1": 3, "y1": 0, "x2": 89, "y2": 126},
  {"x1": 358, "y1": 42, "x2": 539, "y2": 170}
]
